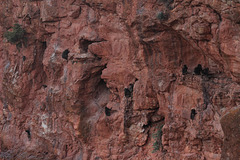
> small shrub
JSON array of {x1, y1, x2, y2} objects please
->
[
  {"x1": 4, "y1": 23, "x2": 27, "y2": 50},
  {"x1": 152, "y1": 124, "x2": 164, "y2": 153},
  {"x1": 158, "y1": 0, "x2": 174, "y2": 9},
  {"x1": 159, "y1": 0, "x2": 169, "y2": 3},
  {"x1": 157, "y1": 11, "x2": 169, "y2": 21}
]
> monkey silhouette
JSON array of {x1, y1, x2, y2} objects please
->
[
  {"x1": 62, "y1": 49, "x2": 70, "y2": 60},
  {"x1": 194, "y1": 64, "x2": 202, "y2": 75},
  {"x1": 25, "y1": 129, "x2": 31, "y2": 139},
  {"x1": 124, "y1": 84, "x2": 134, "y2": 98},
  {"x1": 105, "y1": 107, "x2": 111, "y2": 116},
  {"x1": 190, "y1": 109, "x2": 197, "y2": 120},
  {"x1": 124, "y1": 88, "x2": 131, "y2": 98},
  {"x1": 182, "y1": 65, "x2": 188, "y2": 75}
]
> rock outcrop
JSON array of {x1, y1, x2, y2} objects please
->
[{"x1": 0, "y1": 0, "x2": 240, "y2": 159}]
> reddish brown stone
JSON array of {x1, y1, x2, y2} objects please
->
[
  {"x1": 220, "y1": 107, "x2": 240, "y2": 160},
  {"x1": 0, "y1": 0, "x2": 239, "y2": 159}
]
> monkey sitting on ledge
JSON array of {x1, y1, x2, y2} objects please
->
[
  {"x1": 194, "y1": 64, "x2": 202, "y2": 75},
  {"x1": 182, "y1": 65, "x2": 188, "y2": 75}
]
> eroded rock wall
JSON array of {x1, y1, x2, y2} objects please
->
[{"x1": 0, "y1": 0, "x2": 240, "y2": 159}]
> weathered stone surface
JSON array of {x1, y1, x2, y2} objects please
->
[
  {"x1": 220, "y1": 107, "x2": 240, "y2": 160},
  {"x1": 0, "y1": 0, "x2": 239, "y2": 159}
]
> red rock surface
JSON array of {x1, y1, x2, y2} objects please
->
[
  {"x1": 0, "y1": 0, "x2": 240, "y2": 159},
  {"x1": 220, "y1": 107, "x2": 240, "y2": 160}
]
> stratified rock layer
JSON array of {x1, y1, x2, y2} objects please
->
[{"x1": 0, "y1": 0, "x2": 240, "y2": 159}]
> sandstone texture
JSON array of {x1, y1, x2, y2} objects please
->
[
  {"x1": 0, "y1": 0, "x2": 240, "y2": 159},
  {"x1": 220, "y1": 107, "x2": 240, "y2": 160}
]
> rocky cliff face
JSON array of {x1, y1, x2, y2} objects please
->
[{"x1": 0, "y1": 0, "x2": 240, "y2": 159}]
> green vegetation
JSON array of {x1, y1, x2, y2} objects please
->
[
  {"x1": 4, "y1": 23, "x2": 27, "y2": 50},
  {"x1": 157, "y1": 11, "x2": 169, "y2": 21},
  {"x1": 159, "y1": 0, "x2": 171, "y2": 3},
  {"x1": 152, "y1": 124, "x2": 164, "y2": 153},
  {"x1": 158, "y1": 0, "x2": 174, "y2": 9},
  {"x1": 157, "y1": 0, "x2": 173, "y2": 20}
]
